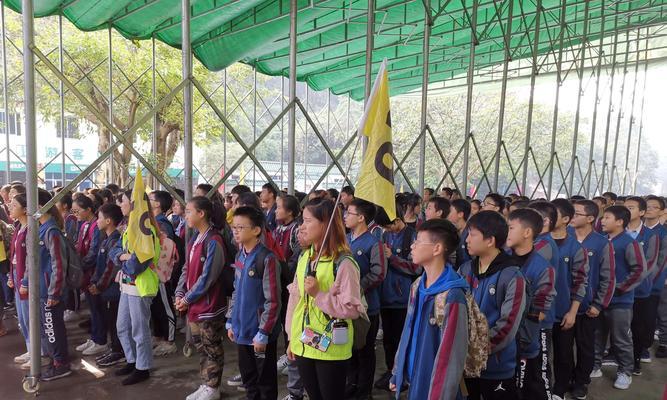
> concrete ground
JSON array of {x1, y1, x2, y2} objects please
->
[{"x1": 0, "y1": 311, "x2": 665, "y2": 400}]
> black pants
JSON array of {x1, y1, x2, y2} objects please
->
[
  {"x1": 296, "y1": 356, "x2": 348, "y2": 400},
  {"x1": 465, "y1": 377, "x2": 517, "y2": 400},
  {"x1": 552, "y1": 315, "x2": 596, "y2": 396},
  {"x1": 65, "y1": 288, "x2": 80, "y2": 312},
  {"x1": 103, "y1": 298, "x2": 122, "y2": 353},
  {"x1": 41, "y1": 299, "x2": 69, "y2": 366},
  {"x1": 380, "y1": 308, "x2": 407, "y2": 371},
  {"x1": 632, "y1": 297, "x2": 652, "y2": 362},
  {"x1": 150, "y1": 282, "x2": 176, "y2": 341},
  {"x1": 237, "y1": 341, "x2": 278, "y2": 400},
  {"x1": 646, "y1": 294, "x2": 661, "y2": 348},
  {"x1": 347, "y1": 314, "x2": 380, "y2": 397},
  {"x1": 518, "y1": 328, "x2": 552, "y2": 400}
]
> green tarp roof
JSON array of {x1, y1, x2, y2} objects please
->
[{"x1": 6, "y1": 0, "x2": 667, "y2": 100}]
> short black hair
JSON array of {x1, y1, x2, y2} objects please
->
[
  {"x1": 528, "y1": 201, "x2": 557, "y2": 232},
  {"x1": 341, "y1": 186, "x2": 355, "y2": 196},
  {"x1": 74, "y1": 195, "x2": 95, "y2": 212},
  {"x1": 151, "y1": 190, "x2": 173, "y2": 214},
  {"x1": 327, "y1": 188, "x2": 339, "y2": 200},
  {"x1": 278, "y1": 194, "x2": 301, "y2": 219},
  {"x1": 470, "y1": 199, "x2": 481, "y2": 208},
  {"x1": 196, "y1": 183, "x2": 214, "y2": 194},
  {"x1": 466, "y1": 210, "x2": 508, "y2": 249},
  {"x1": 98, "y1": 188, "x2": 114, "y2": 205},
  {"x1": 417, "y1": 219, "x2": 460, "y2": 257},
  {"x1": 428, "y1": 197, "x2": 451, "y2": 217},
  {"x1": 510, "y1": 200, "x2": 530, "y2": 210},
  {"x1": 440, "y1": 187, "x2": 453, "y2": 197},
  {"x1": 349, "y1": 198, "x2": 376, "y2": 223},
  {"x1": 173, "y1": 188, "x2": 185, "y2": 203},
  {"x1": 509, "y1": 208, "x2": 544, "y2": 240},
  {"x1": 99, "y1": 203, "x2": 123, "y2": 226},
  {"x1": 570, "y1": 195, "x2": 586, "y2": 201},
  {"x1": 602, "y1": 191, "x2": 618, "y2": 202},
  {"x1": 574, "y1": 200, "x2": 599, "y2": 221},
  {"x1": 625, "y1": 196, "x2": 647, "y2": 212},
  {"x1": 236, "y1": 191, "x2": 261, "y2": 209},
  {"x1": 374, "y1": 206, "x2": 392, "y2": 226},
  {"x1": 451, "y1": 199, "x2": 471, "y2": 220},
  {"x1": 261, "y1": 183, "x2": 278, "y2": 199},
  {"x1": 646, "y1": 195, "x2": 666, "y2": 210},
  {"x1": 604, "y1": 205, "x2": 630, "y2": 228},
  {"x1": 551, "y1": 198, "x2": 575, "y2": 221},
  {"x1": 57, "y1": 191, "x2": 73, "y2": 209},
  {"x1": 233, "y1": 206, "x2": 266, "y2": 232},
  {"x1": 231, "y1": 185, "x2": 251, "y2": 196},
  {"x1": 104, "y1": 184, "x2": 120, "y2": 195},
  {"x1": 484, "y1": 193, "x2": 506, "y2": 213},
  {"x1": 424, "y1": 188, "x2": 434, "y2": 196},
  {"x1": 592, "y1": 196, "x2": 606, "y2": 203}
]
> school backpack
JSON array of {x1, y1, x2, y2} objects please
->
[
  {"x1": 46, "y1": 226, "x2": 84, "y2": 289},
  {"x1": 333, "y1": 254, "x2": 371, "y2": 350},
  {"x1": 156, "y1": 232, "x2": 179, "y2": 283},
  {"x1": 429, "y1": 276, "x2": 489, "y2": 378},
  {"x1": 219, "y1": 225, "x2": 238, "y2": 297}
]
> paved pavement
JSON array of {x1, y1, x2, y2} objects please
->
[{"x1": 0, "y1": 311, "x2": 665, "y2": 400}]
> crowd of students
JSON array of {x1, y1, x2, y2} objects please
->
[{"x1": 0, "y1": 180, "x2": 666, "y2": 400}]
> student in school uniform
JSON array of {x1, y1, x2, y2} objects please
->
[
  {"x1": 549, "y1": 199, "x2": 589, "y2": 400},
  {"x1": 447, "y1": 199, "x2": 471, "y2": 269},
  {"x1": 593, "y1": 206, "x2": 647, "y2": 390},
  {"x1": 506, "y1": 209, "x2": 556, "y2": 400},
  {"x1": 391, "y1": 219, "x2": 469, "y2": 400},
  {"x1": 424, "y1": 196, "x2": 451, "y2": 221},
  {"x1": 343, "y1": 199, "x2": 386, "y2": 400},
  {"x1": 459, "y1": 210, "x2": 527, "y2": 400},
  {"x1": 623, "y1": 196, "x2": 660, "y2": 375},
  {"x1": 569, "y1": 200, "x2": 615, "y2": 399},
  {"x1": 644, "y1": 195, "x2": 667, "y2": 359}
]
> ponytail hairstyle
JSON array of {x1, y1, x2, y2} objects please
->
[
  {"x1": 188, "y1": 196, "x2": 213, "y2": 225},
  {"x1": 74, "y1": 195, "x2": 96, "y2": 219},
  {"x1": 279, "y1": 194, "x2": 301, "y2": 222},
  {"x1": 303, "y1": 198, "x2": 350, "y2": 261},
  {"x1": 38, "y1": 189, "x2": 64, "y2": 229}
]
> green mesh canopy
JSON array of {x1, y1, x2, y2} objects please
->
[{"x1": 5, "y1": 0, "x2": 667, "y2": 100}]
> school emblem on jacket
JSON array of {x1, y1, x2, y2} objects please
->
[
  {"x1": 249, "y1": 270, "x2": 255, "y2": 277},
  {"x1": 588, "y1": 251, "x2": 594, "y2": 257},
  {"x1": 357, "y1": 250, "x2": 363, "y2": 256},
  {"x1": 396, "y1": 248, "x2": 402, "y2": 254},
  {"x1": 489, "y1": 285, "x2": 496, "y2": 295},
  {"x1": 564, "y1": 257, "x2": 569, "y2": 263}
]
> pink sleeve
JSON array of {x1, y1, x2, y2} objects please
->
[
  {"x1": 285, "y1": 275, "x2": 300, "y2": 341},
  {"x1": 314, "y1": 259, "x2": 364, "y2": 320}
]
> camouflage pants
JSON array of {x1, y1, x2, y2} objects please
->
[{"x1": 190, "y1": 319, "x2": 225, "y2": 388}]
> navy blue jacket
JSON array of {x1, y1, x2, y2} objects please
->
[
  {"x1": 650, "y1": 223, "x2": 667, "y2": 296},
  {"x1": 381, "y1": 226, "x2": 421, "y2": 308},
  {"x1": 631, "y1": 224, "x2": 660, "y2": 299},
  {"x1": 553, "y1": 233, "x2": 588, "y2": 320},
  {"x1": 534, "y1": 233, "x2": 560, "y2": 328},
  {"x1": 93, "y1": 230, "x2": 122, "y2": 301},
  {"x1": 346, "y1": 231, "x2": 386, "y2": 316},
  {"x1": 578, "y1": 230, "x2": 615, "y2": 312},
  {"x1": 608, "y1": 232, "x2": 646, "y2": 309}
]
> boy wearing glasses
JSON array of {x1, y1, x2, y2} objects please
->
[
  {"x1": 644, "y1": 195, "x2": 667, "y2": 359},
  {"x1": 570, "y1": 200, "x2": 615, "y2": 399},
  {"x1": 390, "y1": 219, "x2": 469, "y2": 400},
  {"x1": 227, "y1": 206, "x2": 282, "y2": 400},
  {"x1": 343, "y1": 199, "x2": 386, "y2": 399}
]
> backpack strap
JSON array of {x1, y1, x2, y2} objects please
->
[
  {"x1": 400, "y1": 226, "x2": 415, "y2": 258},
  {"x1": 252, "y1": 245, "x2": 273, "y2": 278}
]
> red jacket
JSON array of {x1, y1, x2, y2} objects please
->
[{"x1": 10, "y1": 226, "x2": 27, "y2": 300}]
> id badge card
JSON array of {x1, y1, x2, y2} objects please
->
[{"x1": 300, "y1": 327, "x2": 331, "y2": 352}]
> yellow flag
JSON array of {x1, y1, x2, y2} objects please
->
[
  {"x1": 355, "y1": 59, "x2": 396, "y2": 221},
  {"x1": 126, "y1": 166, "x2": 156, "y2": 263},
  {"x1": 0, "y1": 241, "x2": 6, "y2": 262}
]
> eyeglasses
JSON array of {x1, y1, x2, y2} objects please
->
[
  {"x1": 231, "y1": 225, "x2": 252, "y2": 232},
  {"x1": 574, "y1": 212, "x2": 591, "y2": 218},
  {"x1": 346, "y1": 212, "x2": 360, "y2": 217},
  {"x1": 412, "y1": 239, "x2": 436, "y2": 246},
  {"x1": 483, "y1": 201, "x2": 498, "y2": 208}
]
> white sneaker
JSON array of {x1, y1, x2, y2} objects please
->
[
  {"x1": 227, "y1": 374, "x2": 243, "y2": 387},
  {"x1": 376, "y1": 328, "x2": 384, "y2": 341},
  {"x1": 14, "y1": 352, "x2": 30, "y2": 364},
  {"x1": 76, "y1": 339, "x2": 94, "y2": 352},
  {"x1": 277, "y1": 354, "x2": 289, "y2": 373},
  {"x1": 82, "y1": 342, "x2": 108, "y2": 356},
  {"x1": 551, "y1": 396, "x2": 564, "y2": 400},
  {"x1": 63, "y1": 310, "x2": 79, "y2": 322},
  {"x1": 20, "y1": 356, "x2": 51, "y2": 370},
  {"x1": 186, "y1": 385, "x2": 205, "y2": 400},
  {"x1": 154, "y1": 341, "x2": 178, "y2": 356},
  {"x1": 590, "y1": 368, "x2": 602, "y2": 378},
  {"x1": 196, "y1": 386, "x2": 220, "y2": 400},
  {"x1": 613, "y1": 373, "x2": 632, "y2": 390}
]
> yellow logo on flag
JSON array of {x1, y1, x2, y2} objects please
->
[
  {"x1": 126, "y1": 166, "x2": 156, "y2": 263},
  {"x1": 355, "y1": 59, "x2": 396, "y2": 221}
]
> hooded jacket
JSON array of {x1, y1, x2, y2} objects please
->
[
  {"x1": 631, "y1": 224, "x2": 659, "y2": 299},
  {"x1": 608, "y1": 232, "x2": 647, "y2": 308},
  {"x1": 578, "y1": 230, "x2": 615, "y2": 312},
  {"x1": 381, "y1": 226, "x2": 421, "y2": 308}
]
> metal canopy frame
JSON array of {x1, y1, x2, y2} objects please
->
[{"x1": 8, "y1": 0, "x2": 666, "y2": 392}]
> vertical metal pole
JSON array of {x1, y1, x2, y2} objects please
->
[
  {"x1": 182, "y1": 0, "x2": 193, "y2": 201},
  {"x1": 609, "y1": 25, "x2": 631, "y2": 192},
  {"x1": 280, "y1": 76, "x2": 284, "y2": 190},
  {"x1": 632, "y1": 29, "x2": 649, "y2": 194},
  {"x1": 521, "y1": 0, "x2": 542, "y2": 195},
  {"x1": 621, "y1": 30, "x2": 641, "y2": 193},
  {"x1": 304, "y1": 86, "x2": 308, "y2": 190},
  {"x1": 1, "y1": 5, "x2": 9, "y2": 184},
  {"x1": 600, "y1": 10, "x2": 620, "y2": 193},
  {"x1": 461, "y1": 0, "x2": 478, "y2": 196},
  {"x1": 22, "y1": 0, "x2": 41, "y2": 382},
  {"x1": 151, "y1": 37, "x2": 157, "y2": 189},
  {"x1": 493, "y1": 0, "x2": 514, "y2": 192},
  {"x1": 362, "y1": 0, "x2": 375, "y2": 153},
  {"x1": 287, "y1": 0, "x2": 297, "y2": 195},
  {"x1": 59, "y1": 16, "x2": 66, "y2": 185},
  {"x1": 325, "y1": 90, "x2": 331, "y2": 189},
  {"x1": 568, "y1": 0, "x2": 589, "y2": 196},
  {"x1": 253, "y1": 68, "x2": 257, "y2": 190},
  {"x1": 224, "y1": 69, "x2": 228, "y2": 182},
  {"x1": 586, "y1": 0, "x2": 606, "y2": 197},
  {"x1": 108, "y1": 27, "x2": 115, "y2": 185},
  {"x1": 546, "y1": 0, "x2": 567, "y2": 199},
  {"x1": 418, "y1": 0, "x2": 431, "y2": 194}
]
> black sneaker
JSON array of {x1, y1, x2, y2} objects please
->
[
  {"x1": 121, "y1": 368, "x2": 150, "y2": 385},
  {"x1": 373, "y1": 371, "x2": 392, "y2": 391},
  {"x1": 115, "y1": 362, "x2": 136, "y2": 376},
  {"x1": 97, "y1": 352, "x2": 125, "y2": 368},
  {"x1": 632, "y1": 361, "x2": 642, "y2": 376},
  {"x1": 571, "y1": 385, "x2": 588, "y2": 400},
  {"x1": 95, "y1": 349, "x2": 112, "y2": 362},
  {"x1": 344, "y1": 384, "x2": 358, "y2": 399},
  {"x1": 656, "y1": 345, "x2": 667, "y2": 358},
  {"x1": 41, "y1": 364, "x2": 72, "y2": 382}
]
